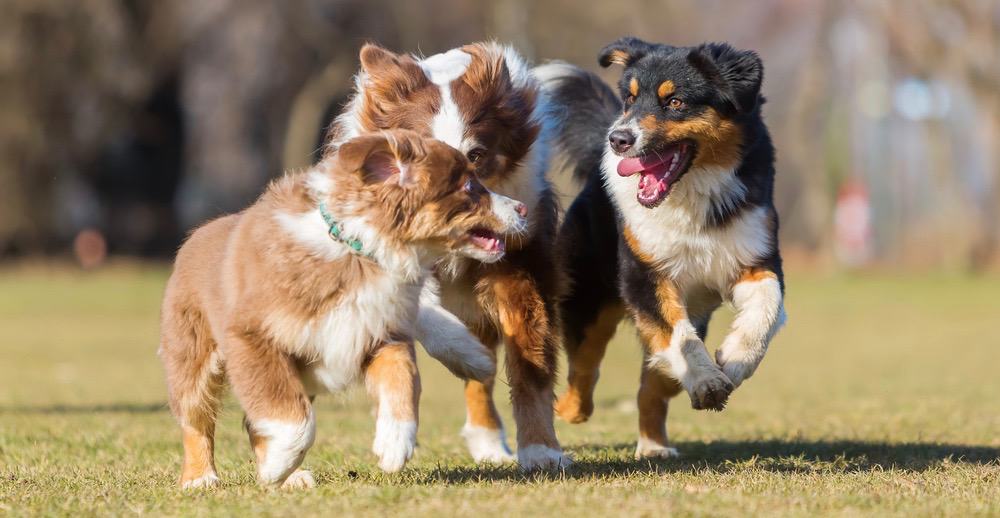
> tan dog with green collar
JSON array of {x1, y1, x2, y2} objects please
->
[{"x1": 159, "y1": 130, "x2": 527, "y2": 488}]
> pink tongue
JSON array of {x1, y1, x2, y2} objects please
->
[{"x1": 617, "y1": 155, "x2": 668, "y2": 177}]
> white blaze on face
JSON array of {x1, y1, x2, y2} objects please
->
[{"x1": 419, "y1": 49, "x2": 472, "y2": 151}]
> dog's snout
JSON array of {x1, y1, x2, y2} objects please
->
[
  {"x1": 489, "y1": 192, "x2": 529, "y2": 234},
  {"x1": 608, "y1": 129, "x2": 636, "y2": 154}
]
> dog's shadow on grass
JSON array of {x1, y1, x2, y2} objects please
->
[
  {"x1": 411, "y1": 440, "x2": 1000, "y2": 484},
  {"x1": 0, "y1": 402, "x2": 167, "y2": 414}
]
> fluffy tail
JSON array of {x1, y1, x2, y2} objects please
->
[{"x1": 533, "y1": 62, "x2": 621, "y2": 182}]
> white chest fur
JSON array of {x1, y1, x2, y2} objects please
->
[
  {"x1": 273, "y1": 204, "x2": 426, "y2": 394},
  {"x1": 602, "y1": 151, "x2": 773, "y2": 298},
  {"x1": 278, "y1": 273, "x2": 424, "y2": 394}
]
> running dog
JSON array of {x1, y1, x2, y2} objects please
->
[
  {"x1": 538, "y1": 38, "x2": 786, "y2": 458},
  {"x1": 160, "y1": 130, "x2": 527, "y2": 488},
  {"x1": 326, "y1": 42, "x2": 569, "y2": 469}
]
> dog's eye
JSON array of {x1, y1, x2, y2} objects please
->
[
  {"x1": 625, "y1": 95, "x2": 636, "y2": 106},
  {"x1": 667, "y1": 97, "x2": 685, "y2": 110},
  {"x1": 466, "y1": 149, "x2": 485, "y2": 164}
]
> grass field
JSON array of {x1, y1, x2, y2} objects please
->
[{"x1": 1, "y1": 265, "x2": 999, "y2": 516}]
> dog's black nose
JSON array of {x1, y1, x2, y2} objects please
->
[{"x1": 609, "y1": 129, "x2": 636, "y2": 153}]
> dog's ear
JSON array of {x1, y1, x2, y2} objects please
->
[
  {"x1": 337, "y1": 133, "x2": 419, "y2": 187},
  {"x1": 690, "y1": 43, "x2": 763, "y2": 114},
  {"x1": 358, "y1": 43, "x2": 427, "y2": 105},
  {"x1": 359, "y1": 43, "x2": 401, "y2": 75},
  {"x1": 598, "y1": 37, "x2": 656, "y2": 68},
  {"x1": 461, "y1": 47, "x2": 511, "y2": 97}
]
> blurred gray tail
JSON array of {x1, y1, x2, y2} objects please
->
[{"x1": 534, "y1": 62, "x2": 621, "y2": 182}]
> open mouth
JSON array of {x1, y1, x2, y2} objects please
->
[
  {"x1": 467, "y1": 227, "x2": 505, "y2": 255},
  {"x1": 616, "y1": 141, "x2": 694, "y2": 208}
]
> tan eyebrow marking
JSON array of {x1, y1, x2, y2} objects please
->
[
  {"x1": 629, "y1": 77, "x2": 639, "y2": 96},
  {"x1": 657, "y1": 80, "x2": 675, "y2": 99}
]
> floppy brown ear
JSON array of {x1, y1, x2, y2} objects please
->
[
  {"x1": 337, "y1": 134, "x2": 415, "y2": 187},
  {"x1": 598, "y1": 37, "x2": 656, "y2": 67}
]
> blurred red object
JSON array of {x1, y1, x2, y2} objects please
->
[
  {"x1": 834, "y1": 179, "x2": 872, "y2": 267},
  {"x1": 73, "y1": 229, "x2": 107, "y2": 269}
]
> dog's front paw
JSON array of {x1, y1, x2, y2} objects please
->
[
  {"x1": 373, "y1": 420, "x2": 416, "y2": 473},
  {"x1": 181, "y1": 472, "x2": 220, "y2": 489},
  {"x1": 517, "y1": 445, "x2": 573, "y2": 471},
  {"x1": 375, "y1": 438, "x2": 415, "y2": 473},
  {"x1": 715, "y1": 338, "x2": 759, "y2": 389},
  {"x1": 462, "y1": 424, "x2": 515, "y2": 463},
  {"x1": 687, "y1": 366, "x2": 734, "y2": 411},
  {"x1": 634, "y1": 438, "x2": 680, "y2": 460},
  {"x1": 281, "y1": 469, "x2": 316, "y2": 489}
]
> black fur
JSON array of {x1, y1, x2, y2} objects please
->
[
  {"x1": 546, "y1": 37, "x2": 784, "y2": 416},
  {"x1": 541, "y1": 64, "x2": 621, "y2": 182}
]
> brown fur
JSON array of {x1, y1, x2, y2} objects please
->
[
  {"x1": 638, "y1": 107, "x2": 744, "y2": 170},
  {"x1": 636, "y1": 354, "x2": 683, "y2": 454},
  {"x1": 452, "y1": 44, "x2": 541, "y2": 184},
  {"x1": 352, "y1": 47, "x2": 441, "y2": 137},
  {"x1": 327, "y1": 42, "x2": 566, "y2": 464},
  {"x1": 554, "y1": 303, "x2": 624, "y2": 424},
  {"x1": 161, "y1": 130, "x2": 515, "y2": 487},
  {"x1": 738, "y1": 266, "x2": 779, "y2": 283},
  {"x1": 464, "y1": 380, "x2": 503, "y2": 429}
]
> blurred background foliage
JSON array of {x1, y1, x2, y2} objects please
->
[{"x1": 2, "y1": 0, "x2": 998, "y2": 271}]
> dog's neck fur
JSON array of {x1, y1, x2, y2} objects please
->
[
  {"x1": 602, "y1": 150, "x2": 770, "y2": 291},
  {"x1": 271, "y1": 162, "x2": 430, "y2": 282}
]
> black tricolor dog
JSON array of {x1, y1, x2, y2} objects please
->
[{"x1": 536, "y1": 38, "x2": 786, "y2": 459}]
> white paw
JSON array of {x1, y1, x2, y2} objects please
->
[
  {"x1": 373, "y1": 418, "x2": 416, "y2": 473},
  {"x1": 251, "y1": 411, "x2": 316, "y2": 486},
  {"x1": 686, "y1": 364, "x2": 734, "y2": 411},
  {"x1": 634, "y1": 438, "x2": 680, "y2": 460},
  {"x1": 281, "y1": 469, "x2": 316, "y2": 489},
  {"x1": 181, "y1": 473, "x2": 220, "y2": 489},
  {"x1": 715, "y1": 340, "x2": 758, "y2": 388},
  {"x1": 517, "y1": 444, "x2": 572, "y2": 471},
  {"x1": 462, "y1": 424, "x2": 515, "y2": 463}
]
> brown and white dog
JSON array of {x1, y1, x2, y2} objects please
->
[
  {"x1": 326, "y1": 42, "x2": 569, "y2": 469},
  {"x1": 159, "y1": 130, "x2": 527, "y2": 488}
]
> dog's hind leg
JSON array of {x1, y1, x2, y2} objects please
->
[
  {"x1": 634, "y1": 349, "x2": 683, "y2": 459},
  {"x1": 481, "y1": 268, "x2": 570, "y2": 470},
  {"x1": 225, "y1": 328, "x2": 315, "y2": 488},
  {"x1": 459, "y1": 325, "x2": 515, "y2": 464},
  {"x1": 160, "y1": 303, "x2": 225, "y2": 489},
  {"x1": 365, "y1": 340, "x2": 420, "y2": 472},
  {"x1": 555, "y1": 179, "x2": 623, "y2": 424},
  {"x1": 556, "y1": 302, "x2": 623, "y2": 424}
]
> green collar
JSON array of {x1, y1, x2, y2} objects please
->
[{"x1": 318, "y1": 201, "x2": 373, "y2": 258}]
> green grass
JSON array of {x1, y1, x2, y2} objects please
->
[{"x1": 1, "y1": 265, "x2": 999, "y2": 516}]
